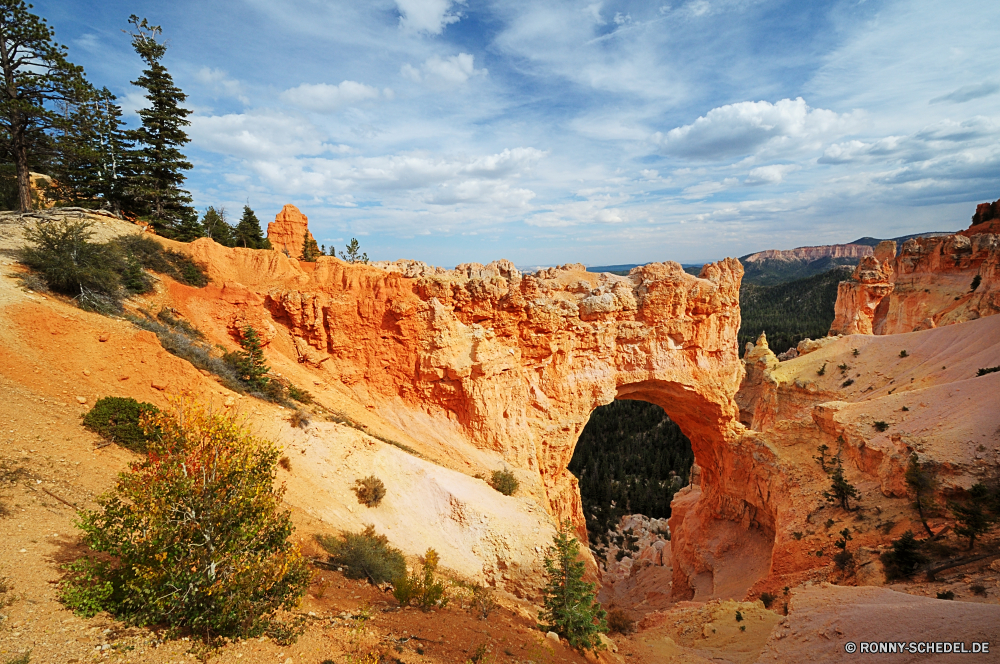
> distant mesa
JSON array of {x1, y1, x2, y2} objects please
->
[{"x1": 266, "y1": 204, "x2": 317, "y2": 258}]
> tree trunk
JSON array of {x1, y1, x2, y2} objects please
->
[{"x1": 14, "y1": 135, "x2": 31, "y2": 212}]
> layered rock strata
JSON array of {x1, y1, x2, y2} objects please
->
[{"x1": 743, "y1": 243, "x2": 873, "y2": 263}]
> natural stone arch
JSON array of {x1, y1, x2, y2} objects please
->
[{"x1": 185, "y1": 240, "x2": 775, "y2": 598}]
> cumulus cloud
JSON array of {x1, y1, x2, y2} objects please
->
[
  {"x1": 195, "y1": 67, "x2": 248, "y2": 103},
  {"x1": 652, "y1": 98, "x2": 861, "y2": 161},
  {"x1": 189, "y1": 111, "x2": 341, "y2": 160},
  {"x1": 401, "y1": 53, "x2": 486, "y2": 87},
  {"x1": 280, "y1": 81, "x2": 388, "y2": 113},
  {"x1": 396, "y1": 0, "x2": 464, "y2": 34},
  {"x1": 929, "y1": 82, "x2": 999, "y2": 105},
  {"x1": 820, "y1": 117, "x2": 999, "y2": 165},
  {"x1": 744, "y1": 164, "x2": 798, "y2": 185}
]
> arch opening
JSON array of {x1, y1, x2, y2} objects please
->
[{"x1": 562, "y1": 380, "x2": 778, "y2": 608}]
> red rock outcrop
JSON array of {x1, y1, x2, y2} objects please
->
[
  {"x1": 828, "y1": 242, "x2": 896, "y2": 335},
  {"x1": 266, "y1": 204, "x2": 317, "y2": 258},
  {"x1": 962, "y1": 197, "x2": 1000, "y2": 236},
  {"x1": 828, "y1": 209, "x2": 1000, "y2": 335},
  {"x1": 742, "y1": 243, "x2": 873, "y2": 263}
]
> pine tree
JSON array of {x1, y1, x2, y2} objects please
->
[
  {"x1": 905, "y1": 454, "x2": 936, "y2": 538},
  {"x1": 233, "y1": 325, "x2": 269, "y2": 390},
  {"x1": 823, "y1": 459, "x2": 861, "y2": 511},
  {"x1": 949, "y1": 484, "x2": 995, "y2": 551},
  {"x1": 49, "y1": 87, "x2": 137, "y2": 213},
  {"x1": 0, "y1": 0, "x2": 92, "y2": 211},
  {"x1": 201, "y1": 206, "x2": 234, "y2": 247},
  {"x1": 300, "y1": 234, "x2": 320, "y2": 262},
  {"x1": 538, "y1": 521, "x2": 607, "y2": 652},
  {"x1": 338, "y1": 237, "x2": 368, "y2": 263},
  {"x1": 234, "y1": 204, "x2": 269, "y2": 249},
  {"x1": 125, "y1": 15, "x2": 196, "y2": 238}
]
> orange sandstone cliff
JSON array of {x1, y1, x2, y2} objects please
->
[{"x1": 830, "y1": 204, "x2": 1000, "y2": 336}]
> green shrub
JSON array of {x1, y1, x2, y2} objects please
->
[
  {"x1": 936, "y1": 590, "x2": 954, "y2": 600},
  {"x1": 20, "y1": 219, "x2": 126, "y2": 312},
  {"x1": 538, "y1": 521, "x2": 607, "y2": 651},
  {"x1": 391, "y1": 548, "x2": 447, "y2": 611},
  {"x1": 977, "y1": 366, "x2": 1000, "y2": 377},
  {"x1": 489, "y1": 469, "x2": 519, "y2": 496},
  {"x1": 874, "y1": 421, "x2": 889, "y2": 432},
  {"x1": 19, "y1": 221, "x2": 209, "y2": 315},
  {"x1": 971, "y1": 275, "x2": 982, "y2": 291},
  {"x1": 971, "y1": 583, "x2": 987, "y2": 596},
  {"x1": 899, "y1": 350, "x2": 908, "y2": 358},
  {"x1": 3, "y1": 651, "x2": 31, "y2": 664},
  {"x1": 607, "y1": 607, "x2": 634, "y2": 634},
  {"x1": 316, "y1": 525, "x2": 405, "y2": 585},
  {"x1": 817, "y1": 362, "x2": 826, "y2": 376},
  {"x1": 82, "y1": 397, "x2": 161, "y2": 453},
  {"x1": 949, "y1": 483, "x2": 996, "y2": 550},
  {"x1": 469, "y1": 584, "x2": 497, "y2": 620},
  {"x1": 352, "y1": 476, "x2": 386, "y2": 507},
  {"x1": 881, "y1": 531, "x2": 928, "y2": 580},
  {"x1": 61, "y1": 399, "x2": 310, "y2": 643},
  {"x1": 759, "y1": 592, "x2": 777, "y2": 609},
  {"x1": 287, "y1": 384, "x2": 313, "y2": 404}
]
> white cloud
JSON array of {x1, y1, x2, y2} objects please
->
[
  {"x1": 280, "y1": 81, "x2": 386, "y2": 113},
  {"x1": 930, "y1": 82, "x2": 1000, "y2": 105},
  {"x1": 744, "y1": 164, "x2": 798, "y2": 185},
  {"x1": 681, "y1": 178, "x2": 739, "y2": 199},
  {"x1": 652, "y1": 98, "x2": 862, "y2": 161},
  {"x1": 401, "y1": 53, "x2": 485, "y2": 87},
  {"x1": 195, "y1": 67, "x2": 248, "y2": 103},
  {"x1": 395, "y1": 0, "x2": 464, "y2": 34},
  {"x1": 189, "y1": 111, "x2": 339, "y2": 160}
]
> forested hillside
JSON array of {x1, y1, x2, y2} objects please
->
[
  {"x1": 740, "y1": 255, "x2": 858, "y2": 285},
  {"x1": 738, "y1": 266, "x2": 850, "y2": 355},
  {"x1": 568, "y1": 400, "x2": 693, "y2": 547}
]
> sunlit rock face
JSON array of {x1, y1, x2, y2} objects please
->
[{"x1": 179, "y1": 234, "x2": 775, "y2": 598}]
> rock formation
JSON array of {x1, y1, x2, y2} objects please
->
[
  {"x1": 964, "y1": 197, "x2": 1000, "y2": 235},
  {"x1": 829, "y1": 211, "x2": 1000, "y2": 335},
  {"x1": 827, "y1": 241, "x2": 896, "y2": 335},
  {"x1": 266, "y1": 204, "x2": 318, "y2": 258},
  {"x1": 742, "y1": 243, "x2": 873, "y2": 264}
]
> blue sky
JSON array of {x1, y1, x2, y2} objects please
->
[{"x1": 42, "y1": 0, "x2": 1000, "y2": 267}]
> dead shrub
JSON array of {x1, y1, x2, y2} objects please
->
[{"x1": 352, "y1": 476, "x2": 386, "y2": 508}]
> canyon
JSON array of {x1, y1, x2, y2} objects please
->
[{"x1": 2, "y1": 203, "x2": 999, "y2": 663}]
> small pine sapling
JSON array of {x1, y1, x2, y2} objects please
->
[
  {"x1": 880, "y1": 531, "x2": 928, "y2": 580},
  {"x1": 824, "y1": 460, "x2": 861, "y2": 511},
  {"x1": 538, "y1": 522, "x2": 607, "y2": 651},
  {"x1": 833, "y1": 528, "x2": 854, "y2": 571},
  {"x1": 814, "y1": 444, "x2": 831, "y2": 473}
]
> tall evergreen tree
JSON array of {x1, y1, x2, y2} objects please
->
[
  {"x1": 234, "y1": 204, "x2": 269, "y2": 249},
  {"x1": 0, "y1": 0, "x2": 91, "y2": 211},
  {"x1": 300, "y1": 233, "x2": 320, "y2": 261},
  {"x1": 202, "y1": 206, "x2": 234, "y2": 247},
  {"x1": 126, "y1": 15, "x2": 196, "y2": 238},
  {"x1": 50, "y1": 86, "x2": 137, "y2": 213}
]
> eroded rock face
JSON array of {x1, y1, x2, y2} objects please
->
[
  {"x1": 179, "y1": 239, "x2": 774, "y2": 598},
  {"x1": 828, "y1": 243, "x2": 896, "y2": 335},
  {"x1": 266, "y1": 204, "x2": 317, "y2": 258},
  {"x1": 830, "y1": 209, "x2": 1000, "y2": 336}
]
